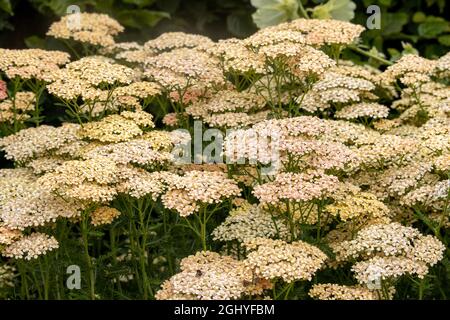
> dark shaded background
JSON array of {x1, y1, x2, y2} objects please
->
[{"x1": 0, "y1": 0, "x2": 449, "y2": 59}]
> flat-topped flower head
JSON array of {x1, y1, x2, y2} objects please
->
[
  {"x1": 280, "y1": 139, "x2": 360, "y2": 171},
  {"x1": 243, "y1": 238, "x2": 327, "y2": 282},
  {"x1": 144, "y1": 48, "x2": 225, "y2": 90},
  {"x1": 2, "y1": 233, "x2": 59, "y2": 260},
  {"x1": 435, "y1": 51, "x2": 450, "y2": 79},
  {"x1": 51, "y1": 56, "x2": 135, "y2": 85},
  {"x1": 0, "y1": 92, "x2": 36, "y2": 124},
  {"x1": 0, "y1": 226, "x2": 22, "y2": 245},
  {"x1": 379, "y1": 54, "x2": 436, "y2": 86},
  {"x1": 253, "y1": 170, "x2": 340, "y2": 205},
  {"x1": 205, "y1": 38, "x2": 265, "y2": 74},
  {"x1": 113, "y1": 81, "x2": 161, "y2": 100},
  {"x1": 0, "y1": 168, "x2": 82, "y2": 230},
  {"x1": 156, "y1": 251, "x2": 267, "y2": 300},
  {"x1": 0, "y1": 49, "x2": 70, "y2": 81},
  {"x1": 37, "y1": 156, "x2": 120, "y2": 203},
  {"x1": 144, "y1": 32, "x2": 214, "y2": 52},
  {"x1": 161, "y1": 171, "x2": 241, "y2": 217},
  {"x1": 78, "y1": 111, "x2": 154, "y2": 143},
  {"x1": 82, "y1": 139, "x2": 173, "y2": 169},
  {"x1": 336, "y1": 103, "x2": 390, "y2": 120},
  {"x1": 325, "y1": 191, "x2": 391, "y2": 222},
  {"x1": 272, "y1": 18, "x2": 365, "y2": 46},
  {"x1": 401, "y1": 180, "x2": 450, "y2": 210},
  {"x1": 212, "y1": 202, "x2": 289, "y2": 243},
  {"x1": 309, "y1": 283, "x2": 382, "y2": 300},
  {"x1": 91, "y1": 206, "x2": 121, "y2": 226},
  {"x1": 0, "y1": 123, "x2": 81, "y2": 163},
  {"x1": 47, "y1": 13, "x2": 124, "y2": 47},
  {"x1": 47, "y1": 56, "x2": 137, "y2": 101},
  {"x1": 332, "y1": 222, "x2": 445, "y2": 264}
]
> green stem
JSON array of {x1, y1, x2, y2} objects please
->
[
  {"x1": 349, "y1": 45, "x2": 393, "y2": 66},
  {"x1": 81, "y1": 212, "x2": 96, "y2": 300},
  {"x1": 298, "y1": 1, "x2": 309, "y2": 19},
  {"x1": 418, "y1": 278, "x2": 425, "y2": 300},
  {"x1": 17, "y1": 261, "x2": 31, "y2": 299},
  {"x1": 38, "y1": 257, "x2": 49, "y2": 300}
]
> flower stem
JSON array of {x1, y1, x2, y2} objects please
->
[
  {"x1": 349, "y1": 45, "x2": 393, "y2": 66},
  {"x1": 298, "y1": 1, "x2": 309, "y2": 19},
  {"x1": 81, "y1": 211, "x2": 96, "y2": 300}
]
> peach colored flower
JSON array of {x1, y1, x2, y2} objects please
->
[{"x1": 0, "y1": 80, "x2": 7, "y2": 100}]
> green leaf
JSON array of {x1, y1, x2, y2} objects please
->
[
  {"x1": 156, "y1": 0, "x2": 180, "y2": 13},
  {"x1": 31, "y1": 0, "x2": 83, "y2": 16},
  {"x1": 378, "y1": 0, "x2": 392, "y2": 6},
  {"x1": 116, "y1": 9, "x2": 170, "y2": 28},
  {"x1": 381, "y1": 12, "x2": 409, "y2": 35},
  {"x1": 387, "y1": 48, "x2": 401, "y2": 61},
  {"x1": 312, "y1": 0, "x2": 356, "y2": 21},
  {"x1": 227, "y1": 13, "x2": 256, "y2": 38},
  {"x1": 438, "y1": 34, "x2": 450, "y2": 46},
  {"x1": 88, "y1": 231, "x2": 105, "y2": 237},
  {"x1": 122, "y1": 0, "x2": 156, "y2": 8},
  {"x1": 401, "y1": 42, "x2": 419, "y2": 55},
  {"x1": 0, "y1": 0, "x2": 12, "y2": 14},
  {"x1": 426, "y1": 0, "x2": 446, "y2": 11},
  {"x1": 412, "y1": 12, "x2": 427, "y2": 24},
  {"x1": 24, "y1": 35, "x2": 46, "y2": 49},
  {"x1": 251, "y1": 0, "x2": 299, "y2": 29},
  {"x1": 418, "y1": 17, "x2": 449, "y2": 38}
]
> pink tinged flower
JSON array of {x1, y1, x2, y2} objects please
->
[
  {"x1": 0, "y1": 80, "x2": 8, "y2": 100},
  {"x1": 162, "y1": 113, "x2": 179, "y2": 127}
]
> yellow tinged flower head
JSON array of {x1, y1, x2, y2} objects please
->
[
  {"x1": 78, "y1": 111, "x2": 154, "y2": 143},
  {"x1": 0, "y1": 49, "x2": 70, "y2": 81},
  {"x1": 243, "y1": 238, "x2": 327, "y2": 282},
  {"x1": 91, "y1": 206, "x2": 121, "y2": 226}
]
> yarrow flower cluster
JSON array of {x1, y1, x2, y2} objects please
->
[
  {"x1": 331, "y1": 223, "x2": 445, "y2": 285},
  {"x1": 155, "y1": 251, "x2": 271, "y2": 300},
  {"x1": 47, "y1": 13, "x2": 124, "y2": 47},
  {"x1": 0, "y1": 92, "x2": 36, "y2": 124},
  {"x1": 253, "y1": 170, "x2": 340, "y2": 205},
  {"x1": 0, "y1": 80, "x2": 7, "y2": 100},
  {"x1": 243, "y1": 238, "x2": 327, "y2": 282},
  {"x1": 212, "y1": 202, "x2": 289, "y2": 243},
  {"x1": 0, "y1": 11, "x2": 449, "y2": 301},
  {"x1": 161, "y1": 171, "x2": 241, "y2": 217},
  {"x1": 0, "y1": 49, "x2": 70, "y2": 81},
  {"x1": 2, "y1": 233, "x2": 59, "y2": 260},
  {"x1": 309, "y1": 283, "x2": 382, "y2": 300}
]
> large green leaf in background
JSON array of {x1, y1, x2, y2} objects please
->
[
  {"x1": 380, "y1": 12, "x2": 409, "y2": 36},
  {"x1": 29, "y1": 0, "x2": 94, "y2": 16},
  {"x1": 116, "y1": 9, "x2": 169, "y2": 28},
  {"x1": 251, "y1": 0, "x2": 299, "y2": 28},
  {"x1": 312, "y1": 0, "x2": 356, "y2": 21},
  {"x1": 122, "y1": 0, "x2": 155, "y2": 8},
  {"x1": 0, "y1": 0, "x2": 12, "y2": 14},
  {"x1": 418, "y1": 16, "x2": 450, "y2": 38},
  {"x1": 227, "y1": 12, "x2": 256, "y2": 38},
  {"x1": 0, "y1": 0, "x2": 12, "y2": 30},
  {"x1": 438, "y1": 35, "x2": 450, "y2": 46}
]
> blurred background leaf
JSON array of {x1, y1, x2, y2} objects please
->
[
  {"x1": 312, "y1": 0, "x2": 356, "y2": 21},
  {"x1": 0, "y1": 0, "x2": 449, "y2": 60}
]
